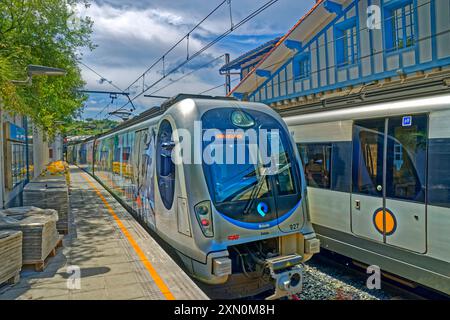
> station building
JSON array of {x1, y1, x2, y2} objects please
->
[
  {"x1": 222, "y1": 0, "x2": 450, "y2": 294},
  {"x1": 0, "y1": 103, "x2": 63, "y2": 208},
  {"x1": 224, "y1": 0, "x2": 450, "y2": 108}
]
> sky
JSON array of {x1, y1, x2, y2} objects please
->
[{"x1": 76, "y1": 0, "x2": 316, "y2": 120}]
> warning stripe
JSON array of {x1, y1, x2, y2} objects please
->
[{"x1": 80, "y1": 172, "x2": 175, "y2": 300}]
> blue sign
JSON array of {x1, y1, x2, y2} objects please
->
[
  {"x1": 257, "y1": 202, "x2": 268, "y2": 217},
  {"x1": 402, "y1": 116, "x2": 412, "y2": 127},
  {"x1": 8, "y1": 123, "x2": 26, "y2": 142}
]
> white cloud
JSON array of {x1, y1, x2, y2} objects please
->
[{"x1": 77, "y1": 0, "x2": 316, "y2": 119}]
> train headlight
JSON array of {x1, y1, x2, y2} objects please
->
[
  {"x1": 195, "y1": 201, "x2": 214, "y2": 237},
  {"x1": 231, "y1": 110, "x2": 255, "y2": 128}
]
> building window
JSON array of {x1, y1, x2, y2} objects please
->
[
  {"x1": 336, "y1": 22, "x2": 358, "y2": 67},
  {"x1": 293, "y1": 53, "x2": 311, "y2": 80},
  {"x1": 385, "y1": 2, "x2": 415, "y2": 51},
  {"x1": 298, "y1": 58, "x2": 310, "y2": 79},
  {"x1": 11, "y1": 143, "x2": 27, "y2": 187}
]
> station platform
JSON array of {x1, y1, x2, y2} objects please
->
[{"x1": 0, "y1": 167, "x2": 208, "y2": 300}]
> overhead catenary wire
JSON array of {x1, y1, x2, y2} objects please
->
[
  {"x1": 198, "y1": 83, "x2": 226, "y2": 95},
  {"x1": 79, "y1": 61, "x2": 129, "y2": 120},
  {"x1": 122, "y1": 54, "x2": 227, "y2": 118},
  {"x1": 148, "y1": 54, "x2": 226, "y2": 96},
  {"x1": 198, "y1": 77, "x2": 240, "y2": 95},
  {"x1": 125, "y1": 0, "x2": 229, "y2": 93},
  {"x1": 79, "y1": 61, "x2": 125, "y2": 93},
  {"x1": 87, "y1": 0, "x2": 437, "y2": 121},
  {"x1": 93, "y1": 101, "x2": 112, "y2": 119}
]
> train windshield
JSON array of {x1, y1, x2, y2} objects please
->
[{"x1": 201, "y1": 108, "x2": 301, "y2": 224}]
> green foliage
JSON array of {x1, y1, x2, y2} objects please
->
[
  {"x1": 0, "y1": 0, "x2": 94, "y2": 137},
  {"x1": 64, "y1": 119, "x2": 119, "y2": 137}
]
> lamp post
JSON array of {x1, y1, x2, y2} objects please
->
[
  {"x1": 11, "y1": 64, "x2": 67, "y2": 86},
  {"x1": 1, "y1": 65, "x2": 67, "y2": 207},
  {"x1": 10, "y1": 65, "x2": 67, "y2": 181}
]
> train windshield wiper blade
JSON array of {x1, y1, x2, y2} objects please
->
[
  {"x1": 242, "y1": 163, "x2": 291, "y2": 216},
  {"x1": 243, "y1": 166, "x2": 269, "y2": 215}
]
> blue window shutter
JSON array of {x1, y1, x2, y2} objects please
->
[
  {"x1": 384, "y1": 7, "x2": 395, "y2": 50},
  {"x1": 335, "y1": 28, "x2": 345, "y2": 66}
]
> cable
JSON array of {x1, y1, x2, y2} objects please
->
[
  {"x1": 149, "y1": 54, "x2": 226, "y2": 96},
  {"x1": 247, "y1": 27, "x2": 450, "y2": 100},
  {"x1": 198, "y1": 83, "x2": 225, "y2": 95},
  {"x1": 231, "y1": 0, "x2": 439, "y2": 93},
  {"x1": 110, "y1": 0, "x2": 280, "y2": 116},
  {"x1": 89, "y1": 0, "x2": 436, "y2": 120},
  {"x1": 198, "y1": 77, "x2": 239, "y2": 95},
  {"x1": 93, "y1": 101, "x2": 112, "y2": 119},
  {"x1": 119, "y1": 54, "x2": 227, "y2": 118},
  {"x1": 110, "y1": 27, "x2": 448, "y2": 122},
  {"x1": 125, "y1": 0, "x2": 229, "y2": 93}
]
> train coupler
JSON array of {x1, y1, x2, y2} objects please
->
[{"x1": 265, "y1": 254, "x2": 304, "y2": 300}]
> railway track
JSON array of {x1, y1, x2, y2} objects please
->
[{"x1": 305, "y1": 249, "x2": 450, "y2": 300}]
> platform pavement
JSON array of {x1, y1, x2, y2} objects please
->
[{"x1": 0, "y1": 167, "x2": 208, "y2": 300}]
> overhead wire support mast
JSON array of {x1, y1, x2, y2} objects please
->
[
  {"x1": 228, "y1": 0, "x2": 234, "y2": 30},
  {"x1": 114, "y1": 0, "x2": 280, "y2": 114}
]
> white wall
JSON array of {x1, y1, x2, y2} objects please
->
[
  {"x1": 32, "y1": 125, "x2": 50, "y2": 178},
  {"x1": 49, "y1": 134, "x2": 64, "y2": 162}
]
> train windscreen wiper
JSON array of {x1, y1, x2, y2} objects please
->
[
  {"x1": 242, "y1": 163, "x2": 291, "y2": 216},
  {"x1": 243, "y1": 166, "x2": 269, "y2": 215}
]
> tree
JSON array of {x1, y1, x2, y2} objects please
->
[
  {"x1": 0, "y1": 0, "x2": 94, "y2": 137},
  {"x1": 64, "y1": 119, "x2": 119, "y2": 137}
]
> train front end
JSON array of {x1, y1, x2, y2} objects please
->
[{"x1": 186, "y1": 100, "x2": 320, "y2": 299}]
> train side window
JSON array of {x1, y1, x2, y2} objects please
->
[
  {"x1": 386, "y1": 115, "x2": 427, "y2": 203},
  {"x1": 157, "y1": 120, "x2": 175, "y2": 210},
  {"x1": 331, "y1": 142, "x2": 352, "y2": 192},
  {"x1": 428, "y1": 138, "x2": 450, "y2": 208},
  {"x1": 298, "y1": 144, "x2": 332, "y2": 189}
]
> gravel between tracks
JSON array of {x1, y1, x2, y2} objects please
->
[{"x1": 297, "y1": 257, "x2": 393, "y2": 300}]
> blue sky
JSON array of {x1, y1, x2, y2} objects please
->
[{"x1": 77, "y1": 0, "x2": 316, "y2": 120}]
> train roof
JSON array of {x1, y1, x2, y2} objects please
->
[{"x1": 70, "y1": 94, "x2": 238, "y2": 144}]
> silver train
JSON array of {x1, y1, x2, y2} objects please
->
[
  {"x1": 68, "y1": 95, "x2": 320, "y2": 299},
  {"x1": 284, "y1": 93, "x2": 450, "y2": 295}
]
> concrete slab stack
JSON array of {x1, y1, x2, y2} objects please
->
[
  {"x1": 0, "y1": 230, "x2": 22, "y2": 286},
  {"x1": 23, "y1": 174, "x2": 69, "y2": 234},
  {"x1": 0, "y1": 209, "x2": 60, "y2": 270}
]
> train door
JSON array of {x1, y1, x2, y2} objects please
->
[
  {"x1": 351, "y1": 116, "x2": 427, "y2": 253},
  {"x1": 351, "y1": 119, "x2": 385, "y2": 243}
]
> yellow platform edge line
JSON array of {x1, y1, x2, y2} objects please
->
[{"x1": 80, "y1": 172, "x2": 175, "y2": 300}]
